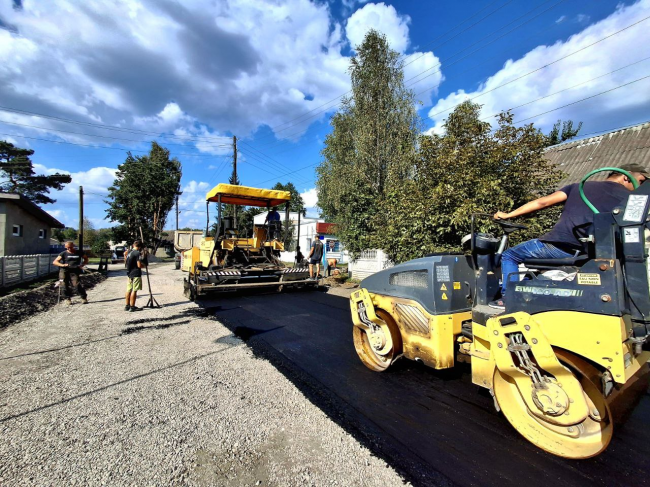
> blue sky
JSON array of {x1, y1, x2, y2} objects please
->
[{"x1": 1, "y1": 0, "x2": 649, "y2": 230}]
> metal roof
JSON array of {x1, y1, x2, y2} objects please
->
[
  {"x1": 0, "y1": 193, "x2": 65, "y2": 228},
  {"x1": 544, "y1": 121, "x2": 650, "y2": 186}
]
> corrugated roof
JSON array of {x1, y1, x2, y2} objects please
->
[{"x1": 544, "y1": 121, "x2": 650, "y2": 186}]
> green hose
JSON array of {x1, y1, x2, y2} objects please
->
[{"x1": 579, "y1": 167, "x2": 639, "y2": 214}]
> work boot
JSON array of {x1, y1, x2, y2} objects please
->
[
  {"x1": 129, "y1": 306, "x2": 142, "y2": 312},
  {"x1": 124, "y1": 304, "x2": 131, "y2": 311},
  {"x1": 81, "y1": 298, "x2": 89, "y2": 304}
]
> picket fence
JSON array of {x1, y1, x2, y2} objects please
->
[
  {"x1": 0, "y1": 253, "x2": 58, "y2": 288},
  {"x1": 347, "y1": 249, "x2": 394, "y2": 281}
]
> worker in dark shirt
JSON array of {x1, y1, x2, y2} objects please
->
[
  {"x1": 125, "y1": 240, "x2": 148, "y2": 312},
  {"x1": 53, "y1": 241, "x2": 89, "y2": 305},
  {"x1": 490, "y1": 163, "x2": 649, "y2": 310},
  {"x1": 308, "y1": 237, "x2": 324, "y2": 280},
  {"x1": 265, "y1": 207, "x2": 282, "y2": 240}
]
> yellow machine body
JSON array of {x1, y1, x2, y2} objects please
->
[
  {"x1": 182, "y1": 183, "x2": 314, "y2": 298},
  {"x1": 351, "y1": 287, "x2": 649, "y2": 459}
]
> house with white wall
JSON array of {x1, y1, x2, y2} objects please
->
[{"x1": 253, "y1": 211, "x2": 347, "y2": 265}]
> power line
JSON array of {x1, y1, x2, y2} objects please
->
[
  {"x1": 481, "y1": 56, "x2": 650, "y2": 120},
  {"x1": 252, "y1": 162, "x2": 320, "y2": 186},
  {"x1": 0, "y1": 132, "x2": 231, "y2": 158},
  {"x1": 246, "y1": 1, "x2": 530, "y2": 145},
  {"x1": 247, "y1": 0, "x2": 563, "y2": 152},
  {"x1": 406, "y1": 0, "x2": 561, "y2": 87},
  {"x1": 400, "y1": 0, "x2": 510, "y2": 69},
  {"x1": 0, "y1": 118, "x2": 231, "y2": 151},
  {"x1": 512, "y1": 74, "x2": 650, "y2": 124},
  {"x1": 427, "y1": 14, "x2": 650, "y2": 121},
  {"x1": 0, "y1": 105, "x2": 234, "y2": 145}
]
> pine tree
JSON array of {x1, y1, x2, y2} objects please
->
[{"x1": 0, "y1": 140, "x2": 71, "y2": 204}]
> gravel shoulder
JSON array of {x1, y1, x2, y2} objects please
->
[{"x1": 0, "y1": 263, "x2": 406, "y2": 486}]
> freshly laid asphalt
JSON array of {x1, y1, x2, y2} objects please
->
[{"x1": 201, "y1": 288, "x2": 650, "y2": 487}]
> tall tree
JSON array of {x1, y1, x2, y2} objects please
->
[
  {"x1": 381, "y1": 101, "x2": 564, "y2": 263},
  {"x1": 82, "y1": 217, "x2": 98, "y2": 249},
  {"x1": 106, "y1": 141, "x2": 182, "y2": 250},
  {"x1": 272, "y1": 182, "x2": 305, "y2": 215},
  {"x1": 317, "y1": 30, "x2": 420, "y2": 256},
  {"x1": 545, "y1": 119, "x2": 583, "y2": 146},
  {"x1": 0, "y1": 140, "x2": 71, "y2": 204}
]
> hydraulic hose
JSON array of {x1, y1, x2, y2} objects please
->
[{"x1": 579, "y1": 167, "x2": 639, "y2": 214}]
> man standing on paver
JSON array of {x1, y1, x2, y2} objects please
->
[
  {"x1": 308, "y1": 236, "x2": 324, "y2": 281},
  {"x1": 53, "y1": 241, "x2": 89, "y2": 305},
  {"x1": 125, "y1": 240, "x2": 147, "y2": 312}
]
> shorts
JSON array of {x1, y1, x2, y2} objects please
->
[
  {"x1": 309, "y1": 258, "x2": 321, "y2": 265},
  {"x1": 126, "y1": 277, "x2": 142, "y2": 292}
]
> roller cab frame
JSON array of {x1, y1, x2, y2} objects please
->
[
  {"x1": 183, "y1": 183, "x2": 316, "y2": 299},
  {"x1": 350, "y1": 168, "x2": 650, "y2": 459}
]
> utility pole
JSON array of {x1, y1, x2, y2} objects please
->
[
  {"x1": 78, "y1": 186, "x2": 84, "y2": 251},
  {"x1": 175, "y1": 193, "x2": 179, "y2": 231},
  {"x1": 233, "y1": 135, "x2": 237, "y2": 182},
  {"x1": 232, "y1": 135, "x2": 238, "y2": 229}
]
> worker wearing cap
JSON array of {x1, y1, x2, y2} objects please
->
[{"x1": 490, "y1": 162, "x2": 649, "y2": 310}]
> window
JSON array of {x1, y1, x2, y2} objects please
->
[
  {"x1": 39, "y1": 229, "x2": 46, "y2": 239},
  {"x1": 12, "y1": 225, "x2": 23, "y2": 237}
]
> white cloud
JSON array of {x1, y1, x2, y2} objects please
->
[
  {"x1": 3, "y1": 136, "x2": 27, "y2": 147},
  {"x1": 576, "y1": 14, "x2": 591, "y2": 24},
  {"x1": 46, "y1": 209, "x2": 68, "y2": 224},
  {"x1": 426, "y1": 0, "x2": 650, "y2": 134},
  {"x1": 177, "y1": 180, "x2": 210, "y2": 227},
  {"x1": 32, "y1": 163, "x2": 117, "y2": 203},
  {"x1": 346, "y1": 2, "x2": 410, "y2": 53},
  {"x1": 301, "y1": 187, "x2": 318, "y2": 207},
  {"x1": 556, "y1": 15, "x2": 567, "y2": 24},
  {"x1": 343, "y1": 2, "x2": 442, "y2": 103},
  {"x1": 0, "y1": 0, "x2": 354, "y2": 143}
]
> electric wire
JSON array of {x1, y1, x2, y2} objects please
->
[
  {"x1": 512, "y1": 74, "x2": 650, "y2": 124},
  {"x1": 0, "y1": 105, "x2": 234, "y2": 145},
  {"x1": 480, "y1": 56, "x2": 650, "y2": 120},
  {"x1": 244, "y1": 0, "x2": 566, "y2": 150},
  {"x1": 427, "y1": 14, "x2": 650, "y2": 121},
  {"x1": 0, "y1": 132, "x2": 230, "y2": 159},
  {"x1": 0, "y1": 118, "x2": 231, "y2": 151},
  {"x1": 405, "y1": 0, "x2": 562, "y2": 87},
  {"x1": 253, "y1": 0, "x2": 516, "y2": 137}
]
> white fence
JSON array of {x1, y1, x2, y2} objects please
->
[
  {"x1": 348, "y1": 249, "x2": 394, "y2": 281},
  {"x1": 0, "y1": 254, "x2": 58, "y2": 288}
]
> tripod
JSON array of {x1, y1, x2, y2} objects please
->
[
  {"x1": 143, "y1": 263, "x2": 161, "y2": 309},
  {"x1": 139, "y1": 227, "x2": 161, "y2": 309}
]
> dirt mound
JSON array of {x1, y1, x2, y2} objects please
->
[
  {"x1": 0, "y1": 272, "x2": 106, "y2": 329},
  {"x1": 322, "y1": 274, "x2": 359, "y2": 289}
]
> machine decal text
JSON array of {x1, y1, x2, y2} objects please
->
[
  {"x1": 514, "y1": 285, "x2": 583, "y2": 297},
  {"x1": 577, "y1": 273, "x2": 601, "y2": 285},
  {"x1": 623, "y1": 195, "x2": 648, "y2": 222},
  {"x1": 436, "y1": 266, "x2": 450, "y2": 282}
]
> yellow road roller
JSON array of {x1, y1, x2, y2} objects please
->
[{"x1": 350, "y1": 168, "x2": 650, "y2": 459}]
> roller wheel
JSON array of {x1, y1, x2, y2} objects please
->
[
  {"x1": 353, "y1": 309, "x2": 402, "y2": 372},
  {"x1": 493, "y1": 350, "x2": 613, "y2": 459}
]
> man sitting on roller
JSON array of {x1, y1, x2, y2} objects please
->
[{"x1": 490, "y1": 163, "x2": 648, "y2": 310}]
